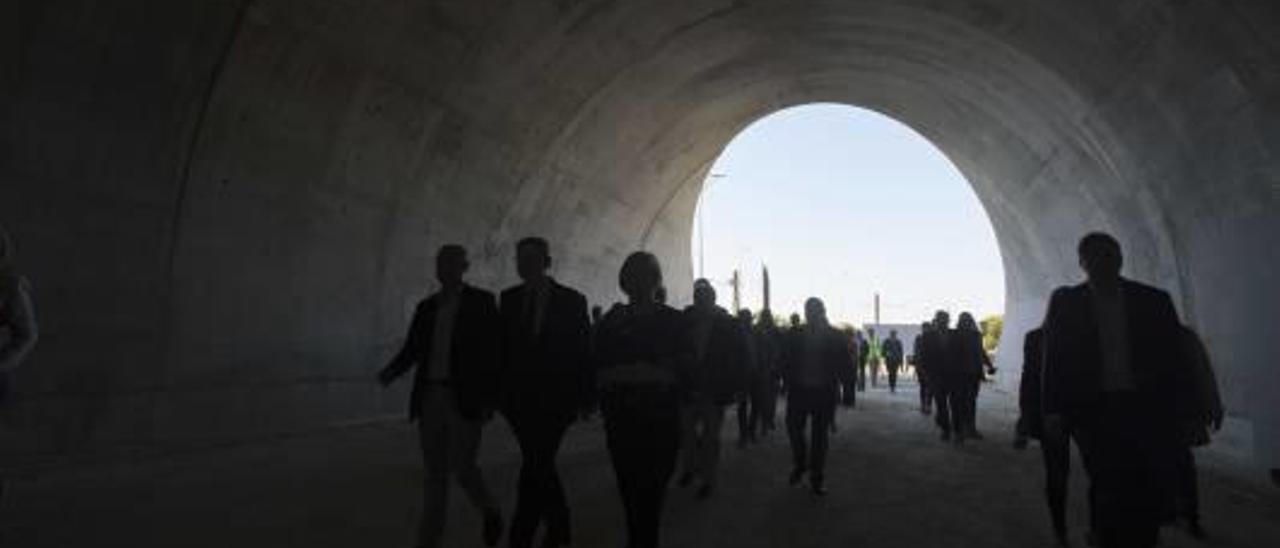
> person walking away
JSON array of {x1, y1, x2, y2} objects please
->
[
  {"x1": 735, "y1": 309, "x2": 760, "y2": 448},
  {"x1": 913, "y1": 322, "x2": 933, "y2": 414},
  {"x1": 0, "y1": 226, "x2": 38, "y2": 513},
  {"x1": 955, "y1": 312, "x2": 995, "y2": 439},
  {"x1": 378, "y1": 245, "x2": 504, "y2": 548},
  {"x1": 782, "y1": 298, "x2": 856, "y2": 496},
  {"x1": 865, "y1": 328, "x2": 883, "y2": 389},
  {"x1": 923, "y1": 311, "x2": 963, "y2": 442},
  {"x1": 855, "y1": 331, "x2": 869, "y2": 392},
  {"x1": 594, "y1": 252, "x2": 691, "y2": 548},
  {"x1": 497, "y1": 237, "x2": 592, "y2": 548},
  {"x1": 1042, "y1": 232, "x2": 1194, "y2": 548},
  {"x1": 752, "y1": 310, "x2": 783, "y2": 436},
  {"x1": 677, "y1": 279, "x2": 746, "y2": 499},
  {"x1": 882, "y1": 330, "x2": 905, "y2": 394}
]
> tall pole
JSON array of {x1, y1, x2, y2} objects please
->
[
  {"x1": 762, "y1": 264, "x2": 771, "y2": 312},
  {"x1": 731, "y1": 269, "x2": 741, "y2": 312},
  {"x1": 875, "y1": 292, "x2": 881, "y2": 327}
]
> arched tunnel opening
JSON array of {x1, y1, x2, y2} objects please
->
[
  {"x1": 3, "y1": 1, "x2": 1279, "y2": 546},
  {"x1": 689, "y1": 102, "x2": 1006, "y2": 336}
]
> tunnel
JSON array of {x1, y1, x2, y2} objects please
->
[{"x1": 3, "y1": 0, "x2": 1279, "y2": 542}]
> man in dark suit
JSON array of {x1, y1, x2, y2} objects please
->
[
  {"x1": 782, "y1": 297, "x2": 856, "y2": 496},
  {"x1": 1015, "y1": 326, "x2": 1074, "y2": 546},
  {"x1": 499, "y1": 237, "x2": 592, "y2": 548},
  {"x1": 922, "y1": 310, "x2": 961, "y2": 441},
  {"x1": 882, "y1": 330, "x2": 905, "y2": 393},
  {"x1": 379, "y1": 244, "x2": 504, "y2": 548},
  {"x1": 1042, "y1": 232, "x2": 1192, "y2": 548},
  {"x1": 677, "y1": 279, "x2": 746, "y2": 499}
]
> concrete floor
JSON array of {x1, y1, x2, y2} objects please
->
[{"x1": 4, "y1": 384, "x2": 1278, "y2": 548}]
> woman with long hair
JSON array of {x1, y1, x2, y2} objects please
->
[
  {"x1": 955, "y1": 312, "x2": 993, "y2": 440},
  {"x1": 592, "y1": 252, "x2": 690, "y2": 548}
]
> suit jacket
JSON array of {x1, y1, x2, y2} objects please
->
[
  {"x1": 918, "y1": 329, "x2": 958, "y2": 383},
  {"x1": 1042, "y1": 279, "x2": 1193, "y2": 423},
  {"x1": 681, "y1": 305, "x2": 748, "y2": 405},
  {"x1": 954, "y1": 329, "x2": 989, "y2": 378},
  {"x1": 882, "y1": 337, "x2": 904, "y2": 365},
  {"x1": 383, "y1": 285, "x2": 500, "y2": 420},
  {"x1": 1018, "y1": 328, "x2": 1046, "y2": 439},
  {"x1": 499, "y1": 280, "x2": 591, "y2": 415},
  {"x1": 781, "y1": 325, "x2": 856, "y2": 399}
]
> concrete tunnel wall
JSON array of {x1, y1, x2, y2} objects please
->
[{"x1": 2, "y1": 0, "x2": 1278, "y2": 471}]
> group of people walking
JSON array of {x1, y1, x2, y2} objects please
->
[
  {"x1": 911, "y1": 310, "x2": 997, "y2": 443},
  {"x1": 0, "y1": 223, "x2": 1242, "y2": 548},
  {"x1": 377, "y1": 238, "x2": 881, "y2": 548}
]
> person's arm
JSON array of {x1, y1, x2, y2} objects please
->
[
  {"x1": 379, "y1": 303, "x2": 425, "y2": 385},
  {"x1": 569, "y1": 293, "x2": 596, "y2": 417},
  {"x1": 1041, "y1": 290, "x2": 1068, "y2": 436},
  {"x1": 0, "y1": 280, "x2": 38, "y2": 373}
]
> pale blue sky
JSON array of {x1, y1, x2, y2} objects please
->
[{"x1": 693, "y1": 103, "x2": 1004, "y2": 325}]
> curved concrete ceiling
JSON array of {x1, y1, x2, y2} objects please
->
[{"x1": 3, "y1": 0, "x2": 1277, "y2": 469}]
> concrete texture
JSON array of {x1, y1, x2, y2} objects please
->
[
  {"x1": 4, "y1": 388, "x2": 1278, "y2": 547},
  {"x1": 2, "y1": 1, "x2": 1279, "y2": 474}
]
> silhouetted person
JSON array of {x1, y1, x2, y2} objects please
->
[
  {"x1": 865, "y1": 327, "x2": 882, "y2": 389},
  {"x1": 855, "y1": 330, "x2": 869, "y2": 392},
  {"x1": 750, "y1": 309, "x2": 783, "y2": 437},
  {"x1": 955, "y1": 312, "x2": 994, "y2": 439},
  {"x1": 783, "y1": 298, "x2": 855, "y2": 496},
  {"x1": 1172, "y1": 325, "x2": 1223, "y2": 539},
  {"x1": 678, "y1": 279, "x2": 745, "y2": 499},
  {"x1": 923, "y1": 311, "x2": 962, "y2": 441},
  {"x1": 378, "y1": 245, "x2": 504, "y2": 548},
  {"x1": 735, "y1": 308, "x2": 760, "y2": 448},
  {"x1": 1015, "y1": 326, "x2": 1073, "y2": 546},
  {"x1": 913, "y1": 322, "x2": 933, "y2": 414},
  {"x1": 498, "y1": 238, "x2": 591, "y2": 548},
  {"x1": 1042, "y1": 232, "x2": 1193, "y2": 548},
  {"x1": 882, "y1": 330, "x2": 904, "y2": 393},
  {"x1": 0, "y1": 226, "x2": 38, "y2": 508},
  {"x1": 593, "y1": 252, "x2": 690, "y2": 548}
]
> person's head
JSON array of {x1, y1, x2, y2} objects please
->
[
  {"x1": 737, "y1": 308, "x2": 752, "y2": 325},
  {"x1": 591, "y1": 305, "x2": 603, "y2": 323},
  {"x1": 933, "y1": 310, "x2": 950, "y2": 329},
  {"x1": 436, "y1": 245, "x2": 469, "y2": 288},
  {"x1": 515, "y1": 237, "x2": 551, "y2": 283},
  {"x1": 957, "y1": 312, "x2": 978, "y2": 332},
  {"x1": 619, "y1": 251, "x2": 663, "y2": 304},
  {"x1": 1078, "y1": 232, "x2": 1123, "y2": 284},
  {"x1": 890, "y1": 329, "x2": 898, "y2": 339},
  {"x1": 655, "y1": 285, "x2": 668, "y2": 304},
  {"x1": 868, "y1": 327, "x2": 876, "y2": 338},
  {"x1": 692, "y1": 278, "x2": 716, "y2": 308},
  {"x1": 789, "y1": 313, "x2": 801, "y2": 327},
  {"x1": 759, "y1": 309, "x2": 776, "y2": 329},
  {"x1": 804, "y1": 298, "x2": 827, "y2": 327},
  {"x1": 920, "y1": 321, "x2": 931, "y2": 333}
]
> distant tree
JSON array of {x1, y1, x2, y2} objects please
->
[{"x1": 980, "y1": 315, "x2": 1003, "y2": 352}]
